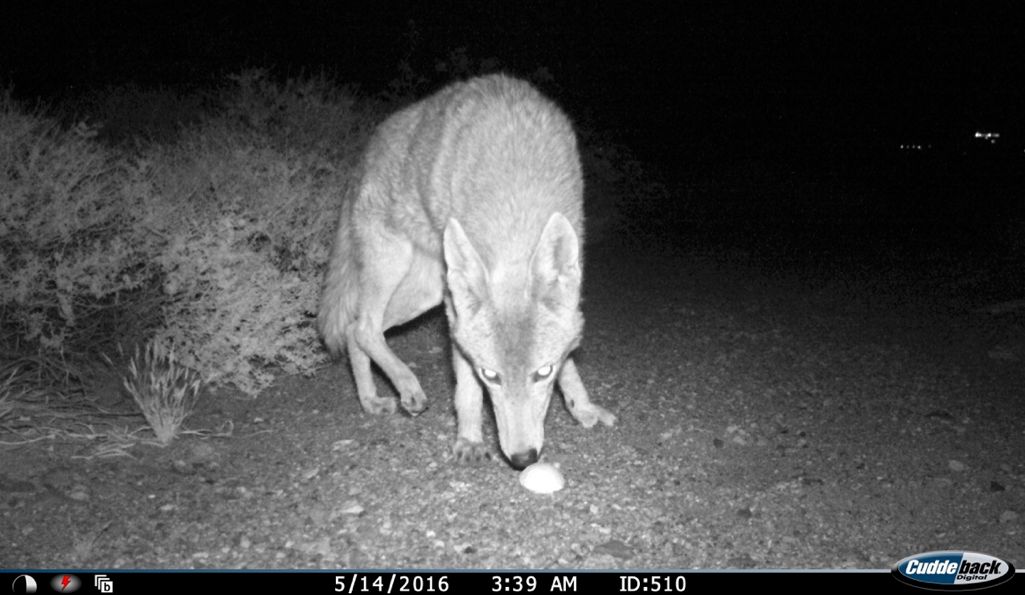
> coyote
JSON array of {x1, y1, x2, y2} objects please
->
[{"x1": 317, "y1": 74, "x2": 615, "y2": 469}]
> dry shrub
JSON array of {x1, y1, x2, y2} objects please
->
[{"x1": 122, "y1": 341, "x2": 201, "y2": 445}]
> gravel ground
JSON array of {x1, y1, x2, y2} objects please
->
[{"x1": 2, "y1": 233, "x2": 1023, "y2": 569}]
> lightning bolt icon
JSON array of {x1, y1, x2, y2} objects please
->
[{"x1": 61, "y1": 575, "x2": 71, "y2": 591}]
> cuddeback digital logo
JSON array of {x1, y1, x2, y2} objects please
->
[{"x1": 893, "y1": 551, "x2": 1015, "y2": 590}]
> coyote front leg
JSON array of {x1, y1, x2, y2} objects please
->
[
  {"x1": 451, "y1": 347, "x2": 489, "y2": 462},
  {"x1": 559, "y1": 358, "x2": 616, "y2": 427}
]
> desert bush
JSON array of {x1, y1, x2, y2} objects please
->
[
  {"x1": 153, "y1": 213, "x2": 324, "y2": 396},
  {"x1": 0, "y1": 91, "x2": 159, "y2": 364},
  {"x1": 140, "y1": 71, "x2": 380, "y2": 396},
  {"x1": 3, "y1": 66, "x2": 656, "y2": 403},
  {"x1": 2, "y1": 72, "x2": 383, "y2": 400},
  {"x1": 0, "y1": 74, "x2": 375, "y2": 399}
]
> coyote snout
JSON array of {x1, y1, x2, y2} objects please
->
[
  {"x1": 317, "y1": 74, "x2": 616, "y2": 469},
  {"x1": 492, "y1": 395, "x2": 545, "y2": 470}
]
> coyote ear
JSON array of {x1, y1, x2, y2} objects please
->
[
  {"x1": 443, "y1": 218, "x2": 489, "y2": 315},
  {"x1": 530, "y1": 212, "x2": 582, "y2": 308}
]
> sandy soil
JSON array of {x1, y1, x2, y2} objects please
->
[{"x1": 2, "y1": 234, "x2": 1022, "y2": 569}]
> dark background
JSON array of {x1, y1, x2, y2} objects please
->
[{"x1": 2, "y1": 2, "x2": 1023, "y2": 230}]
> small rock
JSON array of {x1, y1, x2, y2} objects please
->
[
  {"x1": 308, "y1": 508, "x2": 329, "y2": 526},
  {"x1": 300, "y1": 537, "x2": 332, "y2": 557},
  {"x1": 594, "y1": 539, "x2": 633, "y2": 560},
  {"x1": 331, "y1": 439, "x2": 356, "y2": 451},
  {"x1": 188, "y1": 441, "x2": 216, "y2": 463},
  {"x1": 999, "y1": 510, "x2": 1018, "y2": 524},
  {"x1": 727, "y1": 554, "x2": 757, "y2": 568},
  {"x1": 948, "y1": 460, "x2": 966, "y2": 472},
  {"x1": 339, "y1": 500, "x2": 364, "y2": 515},
  {"x1": 989, "y1": 481, "x2": 1006, "y2": 492},
  {"x1": 68, "y1": 485, "x2": 90, "y2": 501}
]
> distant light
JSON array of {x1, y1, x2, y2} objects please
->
[{"x1": 974, "y1": 131, "x2": 1000, "y2": 144}]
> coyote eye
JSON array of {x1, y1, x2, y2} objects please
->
[
  {"x1": 534, "y1": 364, "x2": 554, "y2": 380},
  {"x1": 478, "y1": 367, "x2": 501, "y2": 384}
]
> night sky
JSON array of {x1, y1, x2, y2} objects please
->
[{"x1": 1, "y1": 3, "x2": 1022, "y2": 177}]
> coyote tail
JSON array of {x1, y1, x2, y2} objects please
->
[{"x1": 317, "y1": 203, "x2": 359, "y2": 356}]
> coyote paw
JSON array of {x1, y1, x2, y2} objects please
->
[
  {"x1": 360, "y1": 395, "x2": 397, "y2": 415},
  {"x1": 571, "y1": 403, "x2": 617, "y2": 428},
  {"x1": 452, "y1": 438, "x2": 490, "y2": 464},
  {"x1": 400, "y1": 388, "x2": 429, "y2": 417}
]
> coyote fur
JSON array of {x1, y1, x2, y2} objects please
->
[{"x1": 317, "y1": 74, "x2": 615, "y2": 469}]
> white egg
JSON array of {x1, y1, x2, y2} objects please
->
[{"x1": 518, "y1": 462, "x2": 565, "y2": 494}]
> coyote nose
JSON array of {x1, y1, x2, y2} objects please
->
[{"x1": 509, "y1": 449, "x2": 539, "y2": 470}]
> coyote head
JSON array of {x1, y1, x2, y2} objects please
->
[{"x1": 443, "y1": 212, "x2": 583, "y2": 469}]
